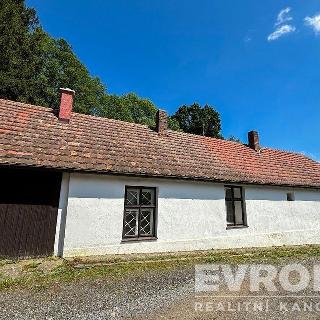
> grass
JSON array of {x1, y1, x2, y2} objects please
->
[
  {"x1": 1, "y1": 245, "x2": 320, "y2": 292},
  {"x1": 0, "y1": 259, "x2": 15, "y2": 267},
  {"x1": 22, "y1": 261, "x2": 41, "y2": 271}
]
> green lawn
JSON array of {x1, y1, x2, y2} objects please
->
[{"x1": 1, "y1": 244, "x2": 320, "y2": 292}]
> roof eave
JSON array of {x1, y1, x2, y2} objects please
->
[{"x1": 1, "y1": 163, "x2": 319, "y2": 190}]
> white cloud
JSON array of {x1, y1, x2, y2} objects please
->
[
  {"x1": 267, "y1": 7, "x2": 296, "y2": 42},
  {"x1": 267, "y1": 25, "x2": 296, "y2": 41},
  {"x1": 304, "y1": 14, "x2": 320, "y2": 34},
  {"x1": 275, "y1": 7, "x2": 293, "y2": 26}
]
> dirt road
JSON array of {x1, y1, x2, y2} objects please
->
[{"x1": 1, "y1": 257, "x2": 320, "y2": 319}]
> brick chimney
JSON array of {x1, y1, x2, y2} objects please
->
[
  {"x1": 59, "y1": 88, "x2": 75, "y2": 122},
  {"x1": 156, "y1": 110, "x2": 168, "y2": 134},
  {"x1": 248, "y1": 130, "x2": 260, "y2": 151}
]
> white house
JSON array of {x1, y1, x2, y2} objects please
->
[{"x1": 0, "y1": 89, "x2": 320, "y2": 258}]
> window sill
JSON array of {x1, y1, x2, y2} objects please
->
[
  {"x1": 121, "y1": 237, "x2": 158, "y2": 243},
  {"x1": 226, "y1": 225, "x2": 248, "y2": 230}
]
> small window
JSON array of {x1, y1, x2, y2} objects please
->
[
  {"x1": 123, "y1": 186, "x2": 157, "y2": 240},
  {"x1": 225, "y1": 186, "x2": 246, "y2": 227},
  {"x1": 287, "y1": 192, "x2": 295, "y2": 201}
]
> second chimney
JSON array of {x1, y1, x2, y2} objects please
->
[
  {"x1": 248, "y1": 130, "x2": 260, "y2": 151},
  {"x1": 59, "y1": 88, "x2": 75, "y2": 122},
  {"x1": 156, "y1": 110, "x2": 168, "y2": 134}
]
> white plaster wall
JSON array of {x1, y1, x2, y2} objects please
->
[
  {"x1": 60, "y1": 173, "x2": 320, "y2": 257},
  {"x1": 54, "y1": 172, "x2": 70, "y2": 256}
]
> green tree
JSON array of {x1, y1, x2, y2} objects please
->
[
  {"x1": 34, "y1": 33, "x2": 106, "y2": 114},
  {"x1": 96, "y1": 93, "x2": 181, "y2": 130},
  {"x1": 0, "y1": 0, "x2": 180, "y2": 131},
  {"x1": 227, "y1": 135, "x2": 242, "y2": 143},
  {"x1": 167, "y1": 117, "x2": 181, "y2": 131},
  {"x1": 172, "y1": 103, "x2": 222, "y2": 138},
  {"x1": 0, "y1": 0, "x2": 41, "y2": 102},
  {"x1": 0, "y1": 0, "x2": 105, "y2": 114},
  {"x1": 96, "y1": 93, "x2": 156, "y2": 126}
]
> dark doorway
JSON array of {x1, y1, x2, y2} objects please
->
[{"x1": 0, "y1": 167, "x2": 62, "y2": 258}]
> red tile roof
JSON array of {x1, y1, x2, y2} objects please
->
[{"x1": 0, "y1": 99, "x2": 319, "y2": 188}]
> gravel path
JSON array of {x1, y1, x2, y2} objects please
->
[
  {"x1": 0, "y1": 266, "x2": 194, "y2": 320},
  {"x1": 1, "y1": 258, "x2": 320, "y2": 319}
]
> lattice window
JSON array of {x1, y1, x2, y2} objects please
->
[
  {"x1": 123, "y1": 187, "x2": 156, "y2": 239},
  {"x1": 126, "y1": 189, "x2": 139, "y2": 206},
  {"x1": 140, "y1": 209, "x2": 153, "y2": 236},
  {"x1": 123, "y1": 209, "x2": 139, "y2": 236}
]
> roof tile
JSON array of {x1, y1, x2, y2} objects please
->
[{"x1": 0, "y1": 99, "x2": 319, "y2": 188}]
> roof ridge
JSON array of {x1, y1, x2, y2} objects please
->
[
  {"x1": 74, "y1": 112, "x2": 151, "y2": 129},
  {"x1": 0, "y1": 98, "x2": 52, "y2": 112},
  {"x1": 166, "y1": 129, "x2": 226, "y2": 142},
  {"x1": 262, "y1": 147, "x2": 320, "y2": 164},
  {"x1": 0, "y1": 99, "x2": 248, "y2": 147}
]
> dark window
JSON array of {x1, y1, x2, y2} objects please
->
[
  {"x1": 225, "y1": 186, "x2": 246, "y2": 227},
  {"x1": 287, "y1": 192, "x2": 295, "y2": 201},
  {"x1": 123, "y1": 187, "x2": 157, "y2": 240}
]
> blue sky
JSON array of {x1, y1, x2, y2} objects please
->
[{"x1": 27, "y1": 0, "x2": 320, "y2": 161}]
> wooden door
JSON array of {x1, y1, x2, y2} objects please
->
[{"x1": 0, "y1": 168, "x2": 62, "y2": 258}]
